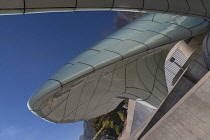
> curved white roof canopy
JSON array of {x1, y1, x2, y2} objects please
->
[
  {"x1": 0, "y1": 0, "x2": 210, "y2": 19},
  {"x1": 27, "y1": 13, "x2": 210, "y2": 123}
]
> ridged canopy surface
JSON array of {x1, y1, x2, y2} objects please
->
[{"x1": 27, "y1": 13, "x2": 210, "y2": 123}]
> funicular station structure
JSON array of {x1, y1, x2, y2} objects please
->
[{"x1": 2, "y1": 0, "x2": 210, "y2": 139}]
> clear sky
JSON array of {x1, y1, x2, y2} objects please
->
[{"x1": 0, "y1": 11, "x2": 117, "y2": 140}]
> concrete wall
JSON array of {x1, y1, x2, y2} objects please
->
[
  {"x1": 141, "y1": 71, "x2": 210, "y2": 140},
  {"x1": 138, "y1": 54, "x2": 208, "y2": 139}
]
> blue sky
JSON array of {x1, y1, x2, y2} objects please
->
[{"x1": 0, "y1": 11, "x2": 117, "y2": 140}]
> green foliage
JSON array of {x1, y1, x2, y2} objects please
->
[
  {"x1": 123, "y1": 99, "x2": 129, "y2": 107},
  {"x1": 91, "y1": 100, "x2": 128, "y2": 137},
  {"x1": 114, "y1": 125, "x2": 122, "y2": 136},
  {"x1": 118, "y1": 110, "x2": 126, "y2": 121},
  {"x1": 109, "y1": 121, "x2": 115, "y2": 129},
  {"x1": 92, "y1": 120, "x2": 110, "y2": 140}
]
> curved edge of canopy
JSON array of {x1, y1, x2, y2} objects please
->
[
  {"x1": 0, "y1": 0, "x2": 210, "y2": 20},
  {"x1": 27, "y1": 13, "x2": 210, "y2": 123}
]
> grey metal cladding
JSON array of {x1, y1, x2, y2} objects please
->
[
  {"x1": 105, "y1": 40, "x2": 148, "y2": 59},
  {"x1": 25, "y1": 0, "x2": 76, "y2": 8},
  {"x1": 50, "y1": 63, "x2": 94, "y2": 85},
  {"x1": 1, "y1": 0, "x2": 210, "y2": 19},
  {"x1": 25, "y1": 0, "x2": 76, "y2": 13},
  {"x1": 27, "y1": 80, "x2": 61, "y2": 111},
  {"x1": 113, "y1": 0, "x2": 143, "y2": 9},
  {"x1": 144, "y1": 0, "x2": 168, "y2": 11},
  {"x1": 28, "y1": 13, "x2": 210, "y2": 123},
  {"x1": 0, "y1": 0, "x2": 23, "y2": 8},
  {"x1": 187, "y1": 0, "x2": 207, "y2": 16},
  {"x1": 167, "y1": 0, "x2": 190, "y2": 14},
  {"x1": 76, "y1": 0, "x2": 113, "y2": 9},
  {"x1": 0, "y1": 0, "x2": 210, "y2": 18},
  {"x1": 201, "y1": 0, "x2": 210, "y2": 17}
]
